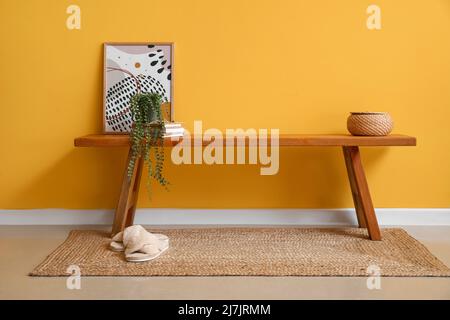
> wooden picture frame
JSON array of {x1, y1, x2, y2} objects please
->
[{"x1": 103, "y1": 42, "x2": 174, "y2": 133}]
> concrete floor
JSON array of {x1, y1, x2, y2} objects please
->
[{"x1": 0, "y1": 225, "x2": 449, "y2": 300}]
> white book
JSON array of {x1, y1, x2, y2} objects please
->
[
  {"x1": 164, "y1": 122, "x2": 183, "y2": 128},
  {"x1": 164, "y1": 133, "x2": 184, "y2": 138},
  {"x1": 165, "y1": 128, "x2": 185, "y2": 135},
  {"x1": 165, "y1": 127, "x2": 184, "y2": 132}
]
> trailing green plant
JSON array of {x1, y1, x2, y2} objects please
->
[{"x1": 128, "y1": 92, "x2": 169, "y2": 195}]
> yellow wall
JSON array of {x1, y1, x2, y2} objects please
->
[{"x1": 1, "y1": 0, "x2": 449, "y2": 209}]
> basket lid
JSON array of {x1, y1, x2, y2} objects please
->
[{"x1": 350, "y1": 112, "x2": 389, "y2": 115}]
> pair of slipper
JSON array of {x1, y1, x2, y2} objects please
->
[{"x1": 110, "y1": 225, "x2": 169, "y2": 262}]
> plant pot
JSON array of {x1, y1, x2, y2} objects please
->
[{"x1": 347, "y1": 112, "x2": 393, "y2": 136}]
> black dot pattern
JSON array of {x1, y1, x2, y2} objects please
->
[{"x1": 105, "y1": 75, "x2": 168, "y2": 132}]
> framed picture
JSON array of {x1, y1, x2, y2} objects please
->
[{"x1": 103, "y1": 42, "x2": 173, "y2": 133}]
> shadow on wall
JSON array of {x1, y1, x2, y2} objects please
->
[
  {"x1": 270, "y1": 146, "x2": 388, "y2": 208},
  {"x1": 12, "y1": 144, "x2": 389, "y2": 211},
  {"x1": 136, "y1": 146, "x2": 390, "y2": 210}
]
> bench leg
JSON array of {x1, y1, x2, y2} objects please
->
[
  {"x1": 111, "y1": 148, "x2": 143, "y2": 237},
  {"x1": 342, "y1": 146, "x2": 381, "y2": 241}
]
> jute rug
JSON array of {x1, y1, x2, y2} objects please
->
[{"x1": 30, "y1": 228, "x2": 450, "y2": 277}]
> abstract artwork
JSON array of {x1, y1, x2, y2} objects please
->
[{"x1": 103, "y1": 43, "x2": 173, "y2": 133}]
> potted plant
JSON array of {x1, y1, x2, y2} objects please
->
[{"x1": 128, "y1": 92, "x2": 169, "y2": 194}]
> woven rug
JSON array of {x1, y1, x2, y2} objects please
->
[{"x1": 30, "y1": 228, "x2": 450, "y2": 277}]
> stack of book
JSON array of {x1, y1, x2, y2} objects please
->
[{"x1": 164, "y1": 122, "x2": 185, "y2": 138}]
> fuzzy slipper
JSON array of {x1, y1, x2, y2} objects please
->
[
  {"x1": 110, "y1": 228, "x2": 168, "y2": 252},
  {"x1": 110, "y1": 232, "x2": 126, "y2": 252},
  {"x1": 110, "y1": 225, "x2": 169, "y2": 262},
  {"x1": 125, "y1": 238, "x2": 169, "y2": 262}
]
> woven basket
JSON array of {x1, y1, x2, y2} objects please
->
[{"x1": 347, "y1": 112, "x2": 393, "y2": 136}]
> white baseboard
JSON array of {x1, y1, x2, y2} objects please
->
[{"x1": 0, "y1": 208, "x2": 450, "y2": 226}]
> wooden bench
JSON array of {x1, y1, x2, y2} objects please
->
[{"x1": 74, "y1": 134, "x2": 416, "y2": 241}]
